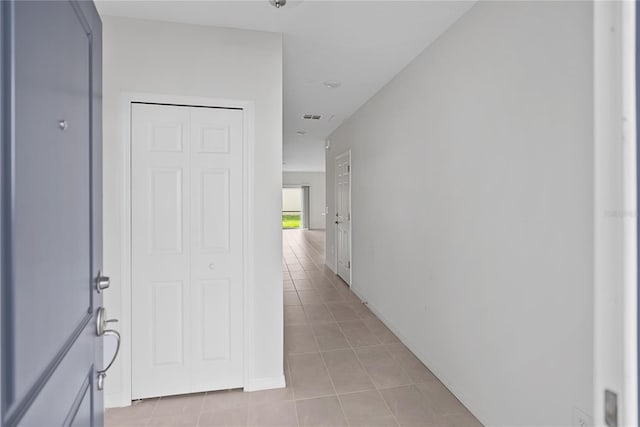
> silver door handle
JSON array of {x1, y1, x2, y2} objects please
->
[
  {"x1": 96, "y1": 271, "x2": 110, "y2": 293},
  {"x1": 96, "y1": 307, "x2": 120, "y2": 391},
  {"x1": 97, "y1": 330, "x2": 120, "y2": 391}
]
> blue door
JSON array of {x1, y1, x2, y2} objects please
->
[{"x1": 1, "y1": 1, "x2": 103, "y2": 426}]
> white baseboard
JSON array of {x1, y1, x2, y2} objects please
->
[{"x1": 244, "y1": 375, "x2": 286, "y2": 392}]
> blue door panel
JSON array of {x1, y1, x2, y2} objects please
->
[
  {"x1": 1, "y1": 1, "x2": 103, "y2": 426},
  {"x1": 13, "y1": 0, "x2": 92, "y2": 403},
  {"x1": 69, "y1": 380, "x2": 92, "y2": 427}
]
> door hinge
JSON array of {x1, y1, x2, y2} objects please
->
[
  {"x1": 605, "y1": 389, "x2": 618, "y2": 427},
  {"x1": 347, "y1": 261, "x2": 351, "y2": 269},
  {"x1": 347, "y1": 165, "x2": 351, "y2": 173}
]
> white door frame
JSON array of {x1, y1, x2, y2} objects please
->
[
  {"x1": 593, "y1": 2, "x2": 638, "y2": 425},
  {"x1": 117, "y1": 93, "x2": 255, "y2": 405},
  {"x1": 334, "y1": 150, "x2": 352, "y2": 286}
]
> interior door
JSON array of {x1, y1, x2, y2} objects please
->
[
  {"x1": 335, "y1": 152, "x2": 351, "y2": 284},
  {"x1": 131, "y1": 103, "x2": 244, "y2": 399},
  {"x1": 1, "y1": 1, "x2": 104, "y2": 426}
]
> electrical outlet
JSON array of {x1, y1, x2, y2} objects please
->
[{"x1": 573, "y1": 407, "x2": 592, "y2": 427}]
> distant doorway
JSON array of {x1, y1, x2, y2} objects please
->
[{"x1": 282, "y1": 187, "x2": 310, "y2": 229}]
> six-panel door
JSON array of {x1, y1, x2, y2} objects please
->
[
  {"x1": 336, "y1": 153, "x2": 351, "y2": 284},
  {"x1": 131, "y1": 103, "x2": 244, "y2": 399}
]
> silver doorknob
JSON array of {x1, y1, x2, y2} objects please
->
[{"x1": 96, "y1": 271, "x2": 110, "y2": 293}]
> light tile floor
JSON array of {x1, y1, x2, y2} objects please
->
[{"x1": 106, "y1": 229, "x2": 483, "y2": 427}]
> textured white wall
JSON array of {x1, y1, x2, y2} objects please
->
[
  {"x1": 102, "y1": 17, "x2": 283, "y2": 406},
  {"x1": 326, "y1": 2, "x2": 594, "y2": 425},
  {"x1": 283, "y1": 172, "x2": 326, "y2": 230}
]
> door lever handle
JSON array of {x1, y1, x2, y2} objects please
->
[
  {"x1": 96, "y1": 307, "x2": 121, "y2": 391},
  {"x1": 97, "y1": 329, "x2": 120, "y2": 391}
]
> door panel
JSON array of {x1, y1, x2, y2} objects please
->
[
  {"x1": 2, "y1": 1, "x2": 103, "y2": 426},
  {"x1": 151, "y1": 281, "x2": 184, "y2": 366},
  {"x1": 149, "y1": 168, "x2": 184, "y2": 253},
  {"x1": 132, "y1": 103, "x2": 244, "y2": 399},
  {"x1": 199, "y1": 280, "x2": 231, "y2": 361},
  {"x1": 190, "y1": 107, "x2": 243, "y2": 391},
  {"x1": 13, "y1": 0, "x2": 91, "y2": 400},
  {"x1": 335, "y1": 153, "x2": 351, "y2": 284}
]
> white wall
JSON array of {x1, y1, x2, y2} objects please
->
[
  {"x1": 326, "y1": 2, "x2": 593, "y2": 426},
  {"x1": 102, "y1": 17, "x2": 283, "y2": 406},
  {"x1": 283, "y1": 139, "x2": 326, "y2": 173},
  {"x1": 283, "y1": 171, "x2": 326, "y2": 230}
]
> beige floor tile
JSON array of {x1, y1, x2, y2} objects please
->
[
  {"x1": 290, "y1": 271, "x2": 309, "y2": 280},
  {"x1": 345, "y1": 301, "x2": 370, "y2": 316},
  {"x1": 202, "y1": 390, "x2": 249, "y2": 412},
  {"x1": 153, "y1": 393, "x2": 204, "y2": 417},
  {"x1": 147, "y1": 413, "x2": 198, "y2": 426},
  {"x1": 294, "y1": 279, "x2": 315, "y2": 290},
  {"x1": 285, "y1": 306, "x2": 308, "y2": 325},
  {"x1": 380, "y1": 385, "x2": 436, "y2": 427},
  {"x1": 363, "y1": 317, "x2": 400, "y2": 344},
  {"x1": 285, "y1": 324, "x2": 319, "y2": 355},
  {"x1": 326, "y1": 302, "x2": 360, "y2": 321},
  {"x1": 386, "y1": 344, "x2": 437, "y2": 383},
  {"x1": 297, "y1": 290, "x2": 324, "y2": 305},
  {"x1": 284, "y1": 291, "x2": 302, "y2": 306},
  {"x1": 106, "y1": 414, "x2": 150, "y2": 427},
  {"x1": 303, "y1": 304, "x2": 335, "y2": 324},
  {"x1": 318, "y1": 288, "x2": 347, "y2": 303},
  {"x1": 288, "y1": 353, "x2": 335, "y2": 399},
  {"x1": 339, "y1": 320, "x2": 381, "y2": 347},
  {"x1": 311, "y1": 322, "x2": 349, "y2": 351},
  {"x1": 416, "y1": 381, "x2": 468, "y2": 415},
  {"x1": 305, "y1": 270, "x2": 325, "y2": 279},
  {"x1": 355, "y1": 346, "x2": 412, "y2": 389},
  {"x1": 296, "y1": 396, "x2": 347, "y2": 427},
  {"x1": 247, "y1": 401, "x2": 298, "y2": 427},
  {"x1": 106, "y1": 399, "x2": 157, "y2": 425},
  {"x1": 339, "y1": 390, "x2": 397, "y2": 427},
  {"x1": 322, "y1": 349, "x2": 375, "y2": 394},
  {"x1": 246, "y1": 385, "x2": 294, "y2": 406},
  {"x1": 346, "y1": 415, "x2": 398, "y2": 427},
  {"x1": 198, "y1": 406, "x2": 248, "y2": 427}
]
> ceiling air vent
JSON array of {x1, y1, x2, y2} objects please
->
[{"x1": 303, "y1": 114, "x2": 321, "y2": 120}]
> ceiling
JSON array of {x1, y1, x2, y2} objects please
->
[{"x1": 96, "y1": 0, "x2": 476, "y2": 172}]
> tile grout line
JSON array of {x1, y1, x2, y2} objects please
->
[
  {"x1": 288, "y1": 234, "x2": 352, "y2": 426},
  {"x1": 332, "y1": 287, "x2": 403, "y2": 427}
]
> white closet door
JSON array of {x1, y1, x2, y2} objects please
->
[
  {"x1": 131, "y1": 103, "x2": 244, "y2": 399},
  {"x1": 336, "y1": 152, "x2": 351, "y2": 284}
]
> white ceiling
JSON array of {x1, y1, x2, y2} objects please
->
[{"x1": 96, "y1": 0, "x2": 475, "y2": 172}]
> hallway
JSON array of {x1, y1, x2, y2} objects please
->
[{"x1": 105, "y1": 230, "x2": 482, "y2": 426}]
